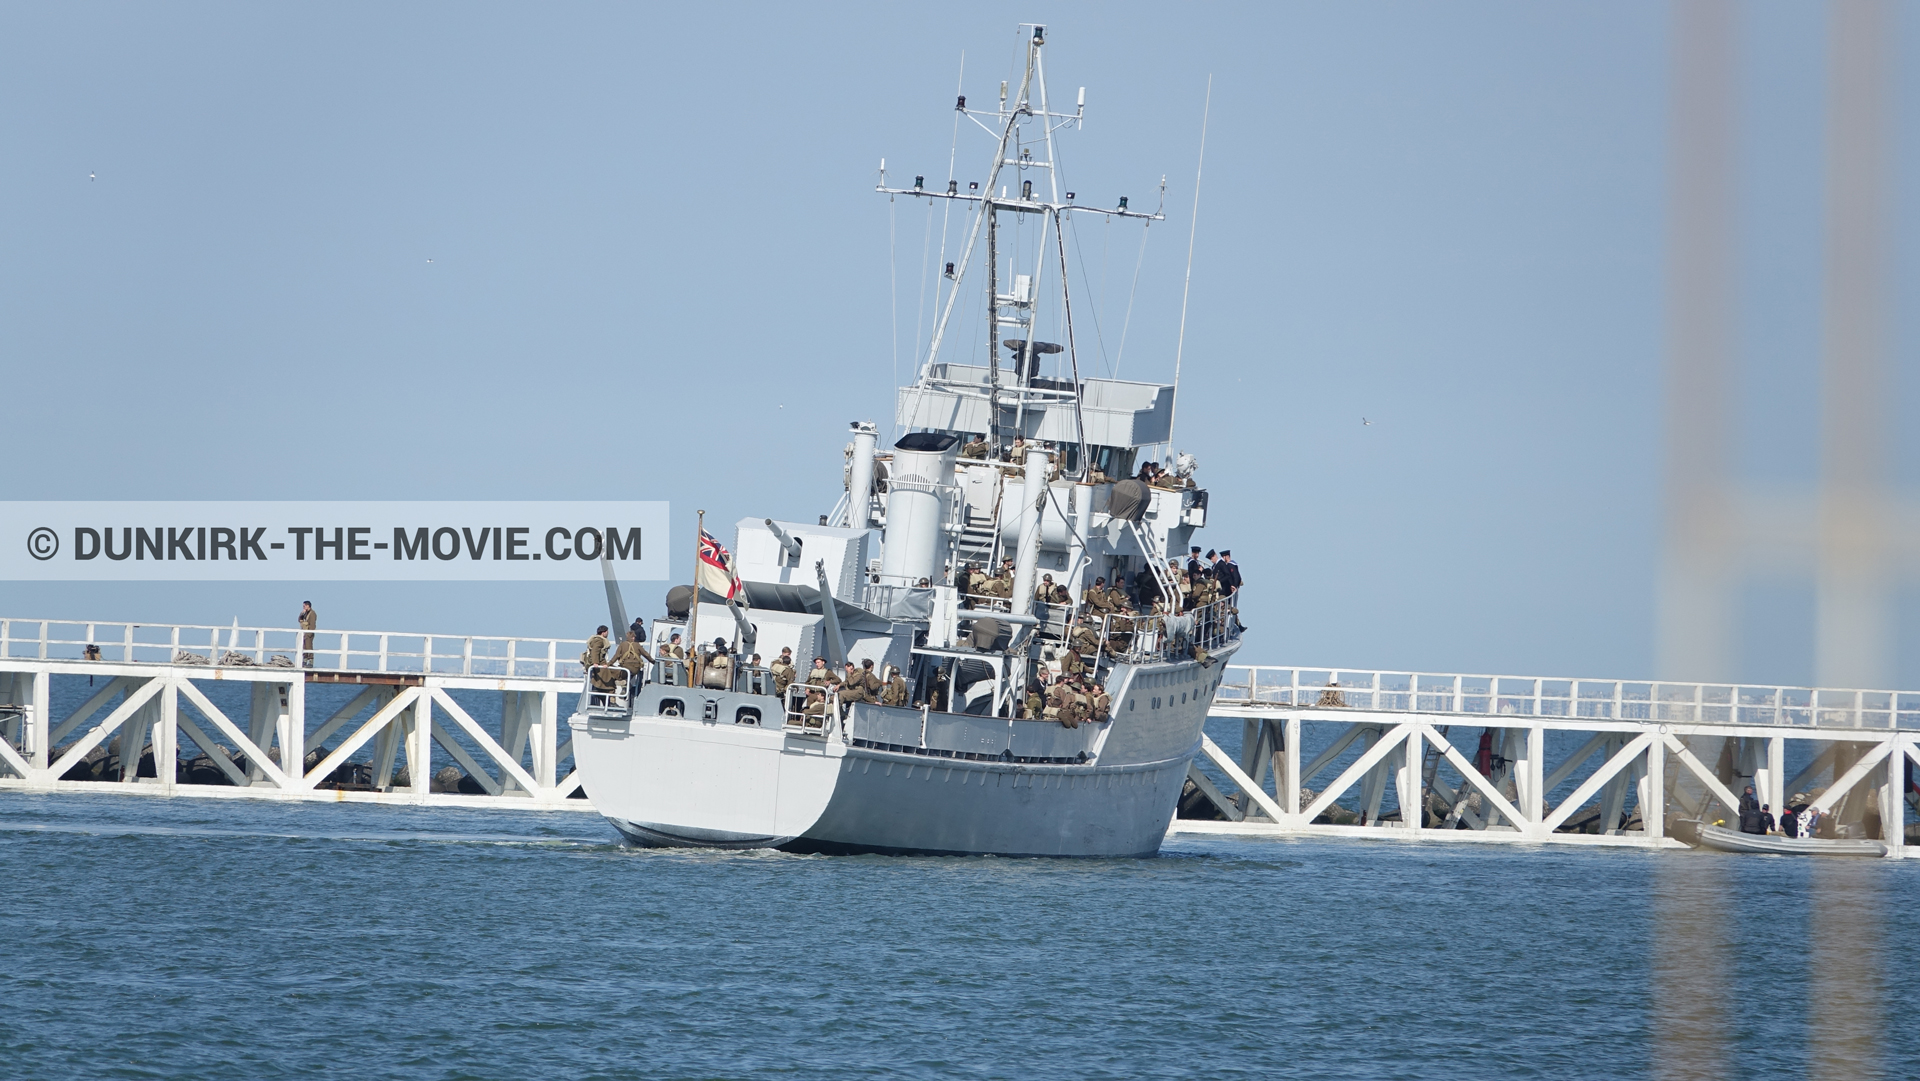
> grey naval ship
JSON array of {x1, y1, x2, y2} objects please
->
[{"x1": 569, "y1": 27, "x2": 1243, "y2": 857}]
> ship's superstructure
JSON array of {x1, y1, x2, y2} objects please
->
[{"x1": 569, "y1": 27, "x2": 1243, "y2": 856}]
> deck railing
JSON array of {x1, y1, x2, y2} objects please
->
[
  {"x1": 1216, "y1": 665, "x2": 1920, "y2": 731},
  {"x1": 1093, "y1": 595, "x2": 1242, "y2": 664}
]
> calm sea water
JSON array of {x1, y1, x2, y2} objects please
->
[{"x1": 1, "y1": 791, "x2": 1913, "y2": 1080}]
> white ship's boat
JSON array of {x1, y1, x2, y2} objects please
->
[
  {"x1": 569, "y1": 27, "x2": 1243, "y2": 857},
  {"x1": 1694, "y1": 823, "x2": 1887, "y2": 858}
]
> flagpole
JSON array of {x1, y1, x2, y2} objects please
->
[{"x1": 689, "y1": 510, "x2": 703, "y2": 676}]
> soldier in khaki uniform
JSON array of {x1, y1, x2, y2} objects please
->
[
  {"x1": 1043, "y1": 679, "x2": 1068, "y2": 723},
  {"x1": 855, "y1": 659, "x2": 884, "y2": 700},
  {"x1": 299, "y1": 601, "x2": 319, "y2": 669},
  {"x1": 960, "y1": 436, "x2": 988, "y2": 460},
  {"x1": 929, "y1": 666, "x2": 950, "y2": 712},
  {"x1": 837, "y1": 663, "x2": 869, "y2": 703},
  {"x1": 1058, "y1": 681, "x2": 1089, "y2": 729},
  {"x1": 612, "y1": 631, "x2": 653, "y2": 683},
  {"x1": 880, "y1": 665, "x2": 910, "y2": 707},
  {"x1": 1108, "y1": 602, "x2": 1138, "y2": 650},
  {"x1": 1039, "y1": 574, "x2": 1070, "y2": 605},
  {"x1": 980, "y1": 558, "x2": 1016, "y2": 599},
  {"x1": 582, "y1": 625, "x2": 611, "y2": 668},
  {"x1": 660, "y1": 634, "x2": 686, "y2": 659},
  {"x1": 1021, "y1": 676, "x2": 1045, "y2": 720},
  {"x1": 1167, "y1": 559, "x2": 1191, "y2": 609},
  {"x1": 770, "y1": 648, "x2": 797, "y2": 698},
  {"x1": 801, "y1": 687, "x2": 827, "y2": 728},
  {"x1": 1091, "y1": 685, "x2": 1112, "y2": 724},
  {"x1": 1069, "y1": 621, "x2": 1102, "y2": 659},
  {"x1": 1193, "y1": 568, "x2": 1218, "y2": 609},
  {"x1": 806, "y1": 657, "x2": 837, "y2": 687},
  {"x1": 583, "y1": 625, "x2": 621, "y2": 692},
  {"x1": 1058, "y1": 643, "x2": 1086, "y2": 678},
  {"x1": 700, "y1": 638, "x2": 733, "y2": 690},
  {"x1": 1081, "y1": 576, "x2": 1114, "y2": 615}
]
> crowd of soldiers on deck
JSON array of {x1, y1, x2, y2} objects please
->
[
  {"x1": 956, "y1": 436, "x2": 1206, "y2": 493},
  {"x1": 581, "y1": 621, "x2": 758, "y2": 698},
  {"x1": 956, "y1": 544, "x2": 1241, "y2": 635},
  {"x1": 580, "y1": 531, "x2": 1241, "y2": 730},
  {"x1": 774, "y1": 651, "x2": 912, "y2": 728}
]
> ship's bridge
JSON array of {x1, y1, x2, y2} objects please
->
[{"x1": 897, "y1": 366, "x2": 1174, "y2": 451}]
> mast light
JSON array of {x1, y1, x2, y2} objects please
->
[
  {"x1": 956, "y1": 94, "x2": 966, "y2": 110},
  {"x1": 948, "y1": 180, "x2": 958, "y2": 194},
  {"x1": 1066, "y1": 192, "x2": 1075, "y2": 201},
  {"x1": 1021, "y1": 180, "x2": 1032, "y2": 201},
  {"x1": 914, "y1": 175, "x2": 924, "y2": 190},
  {"x1": 1119, "y1": 196, "x2": 1129, "y2": 210}
]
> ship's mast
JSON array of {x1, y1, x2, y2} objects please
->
[{"x1": 880, "y1": 25, "x2": 1163, "y2": 469}]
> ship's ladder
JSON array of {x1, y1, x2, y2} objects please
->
[
  {"x1": 954, "y1": 477, "x2": 1007, "y2": 572},
  {"x1": 1126, "y1": 520, "x2": 1184, "y2": 612}
]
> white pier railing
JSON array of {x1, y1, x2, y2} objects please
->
[
  {"x1": 0, "y1": 618, "x2": 591, "y2": 681},
  {"x1": 0, "y1": 616, "x2": 595, "y2": 810},
  {"x1": 1183, "y1": 664, "x2": 1920, "y2": 857},
  {"x1": 1215, "y1": 666, "x2": 1920, "y2": 732}
]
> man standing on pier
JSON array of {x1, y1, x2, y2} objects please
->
[{"x1": 298, "y1": 601, "x2": 317, "y2": 669}]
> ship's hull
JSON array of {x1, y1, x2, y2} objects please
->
[
  {"x1": 568, "y1": 642, "x2": 1238, "y2": 858},
  {"x1": 779, "y1": 749, "x2": 1190, "y2": 857},
  {"x1": 570, "y1": 695, "x2": 845, "y2": 849}
]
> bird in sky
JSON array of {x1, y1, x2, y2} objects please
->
[
  {"x1": 88, "y1": 172, "x2": 95, "y2": 181},
  {"x1": 426, "y1": 257, "x2": 434, "y2": 263},
  {"x1": 1362, "y1": 417, "x2": 1371, "y2": 426}
]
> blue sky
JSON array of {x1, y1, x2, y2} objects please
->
[{"x1": 2, "y1": 3, "x2": 1915, "y2": 686}]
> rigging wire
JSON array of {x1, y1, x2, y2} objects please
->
[
  {"x1": 1167, "y1": 75, "x2": 1212, "y2": 451},
  {"x1": 1066, "y1": 214, "x2": 1113, "y2": 378},
  {"x1": 1112, "y1": 220, "x2": 1152, "y2": 379}
]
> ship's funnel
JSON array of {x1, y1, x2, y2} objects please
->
[{"x1": 880, "y1": 431, "x2": 960, "y2": 587}]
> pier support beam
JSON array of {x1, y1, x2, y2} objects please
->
[
  {"x1": 1400, "y1": 725, "x2": 1422, "y2": 831},
  {"x1": 1765, "y1": 735, "x2": 1785, "y2": 820},
  {"x1": 156, "y1": 680, "x2": 177, "y2": 792},
  {"x1": 409, "y1": 692, "x2": 432, "y2": 797},
  {"x1": 284, "y1": 678, "x2": 304, "y2": 788},
  {"x1": 1644, "y1": 737, "x2": 1665, "y2": 842}
]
